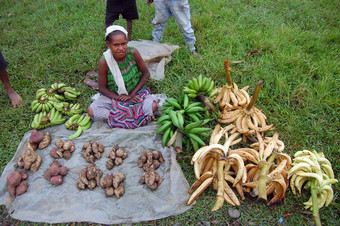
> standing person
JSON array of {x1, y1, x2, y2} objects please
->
[
  {"x1": 0, "y1": 51, "x2": 23, "y2": 108},
  {"x1": 105, "y1": 0, "x2": 139, "y2": 41},
  {"x1": 87, "y1": 25, "x2": 151, "y2": 124},
  {"x1": 147, "y1": 0, "x2": 201, "y2": 58}
]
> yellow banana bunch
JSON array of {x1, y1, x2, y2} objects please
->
[
  {"x1": 239, "y1": 131, "x2": 291, "y2": 206},
  {"x1": 288, "y1": 149, "x2": 337, "y2": 226},
  {"x1": 214, "y1": 59, "x2": 250, "y2": 110},
  {"x1": 188, "y1": 124, "x2": 247, "y2": 210},
  {"x1": 217, "y1": 80, "x2": 274, "y2": 141}
]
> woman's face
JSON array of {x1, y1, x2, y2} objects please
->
[{"x1": 106, "y1": 33, "x2": 128, "y2": 62}]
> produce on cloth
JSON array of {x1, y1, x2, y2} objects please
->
[
  {"x1": 214, "y1": 59, "x2": 250, "y2": 110},
  {"x1": 31, "y1": 83, "x2": 83, "y2": 130},
  {"x1": 288, "y1": 150, "x2": 338, "y2": 226},
  {"x1": 81, "y1": 141, "x2": 105, "y2": 163},
  {"x1": 7, "y1": 171, "x2": 28, "y2": 198},
  {"x1": 50, "y1": 139, "x2": 75, "y2": 160},
  {"x1": 105, "y1": 145, "x2": 128, "y2": 170},
  {"x1": 44, "y1": 161, "x2": 68, "y2": 186},
  {"x1": 77, "y1": 164, "x2": 103, "y2": 190},
  {"x1": 100, "y1": 172, "x2": 125, "y2": 198},
  {"x1": 17, "y1": 143, "x2": 42, "y2": 172},
  {"x1": 138, "y1": 150, "x2": 164, "y2": 190},
  {"x1": 65, "y1": 114, "x2": 92, "y2": 139},
  {"x1": 188, "y1": 124, "x2": 245, "y2": 210}
]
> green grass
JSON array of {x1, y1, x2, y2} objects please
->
[{"x1": 0, "y1": 0, "x2": 339, "y2": 225}]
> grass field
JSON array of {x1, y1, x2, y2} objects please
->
[{"x1": 0, "y1": 0, "x2": 339, "y2": 225}]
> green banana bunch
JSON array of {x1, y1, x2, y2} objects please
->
[
  {"x1": 183, "y1": 119, "x2": 212, "y2": 151},
  {"x1": 31, "y1": 111, "x2": 51, "y2": 129},
  {"x1": 54, "y1": 102, "x2": 83, "y2": 116},
  {"x1": 31, "y1": 96, "x2": 54, "y2": 113},
  {"x1": 64, "y1": 86, "x2": 81, "y2": 101},
  {"x1": 65, "y1": 114, "x2": 92, "y2": 139},
  {"x1": 49, "y1": 107, "x2": 67, "y2": 126},
  {"x1": 184, "y1": 74, "x2": 218, "y2": 98}
]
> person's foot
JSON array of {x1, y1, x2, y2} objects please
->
[
  {"x1": 192, "y1": 50, "x2": 202, "y2": 58},
  {"x1": 86, "y1": 71, "x2": 98, "y2": 77},
  {"x1": 7, "y1": 89, "x2": 23, "y2": 108},
  {"x1": 84, "y1": 78, "x2": 99, "y2": 90}
]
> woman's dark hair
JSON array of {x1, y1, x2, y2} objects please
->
[{"x1": 105, "y1": 30, "x2": 127, "y2": 42}]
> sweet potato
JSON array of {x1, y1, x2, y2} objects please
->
[
  {"x1": 19, "y1": 171, "x2": 28, "y2": 180},
  {"x1": 49, "y1": 163, "x2": 60, "y2": 176},
  {"x1": 59, "y1": 166, "x2": 68, "y2": 176},
  {"x1": 29, "y1": 153, "x2": 42, "y2": 172},
  {"x1": 16, "y1": 180, "x2": 28, "y2": 195},
  {"x1": 50, "y1": 175, "x2": 63, "y2": 186},
  {"x1": 63, "y1": 151, "x2": 71, "y2": 160},
  {"x1": 38, "y1": 132, "x2": 51, "y2": 149},
  {"x1": 116, "y1": 148, "x2": 124, "y2": 157},
  {"x1": 50, "y1": 148, "x2": 61, "y2": 159},
  {"x1": 7, "y1": 171, "x2": 22, "y2": 187},
  {"x1": 7, "y1": 185, "x2": 16, "y2": 198},
  {"x1": 101, "y1": 174, "x2": 113, "y2": 189},
  {"x1": 29, "y1": 130, "x2": 44, "y2": 144},
  {"x1": 44, "y1": 170, "x2": 52, "y2": 181},
  {"x1": 114, "y1": 157, "x2": 123, "y2": 166},
  {"x1": 88, "y1": 180, "x2": 97, "y2": 189},
  {"x1": 114, "y1": 185, "x2": 124, "y2": 198},
  {"x1": 63, "y1": 141, "x2": 73, "y2": 151},
  {"x1": 106, "y1": 159, "x2": 114, "y2": 170},
  {"x1": 77, "y1": 180, "x2": 86, "y2": 190},
  {"x1": 105, "y1": 187, "x2": 115, "y2": 196},
  {"x1": 55, "y1": 138, "x2": 64, "y2": 148}
]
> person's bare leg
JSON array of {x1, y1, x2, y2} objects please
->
[
  {"x1": 87, "y1": 106, "x2": 94, "y2": 118},
  {"x1": 126, "y1": 20, "x2": 132, "y2": 41},
  {"x1": 0, "y1": 69, "x2": 22, "y2": 108}
]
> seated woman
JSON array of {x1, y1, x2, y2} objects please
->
[{"x1": 87, "y1": 25, "x2": 151, "y2": 126}]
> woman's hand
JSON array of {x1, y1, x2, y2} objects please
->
[{"x1": 117, "y1": 94, "x2": 140, "y2": 103}]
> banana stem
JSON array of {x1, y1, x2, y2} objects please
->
[
  {"x1": 197, "y1": 94, "x2": 215, "y2": 112},
  {"x1": 245, "y1": 80, "x2": 263, "y2": 112},
  {"x1": 211, "y1": 157, "x2": 225, "y2": 211},
  {"x1": 311, "y1": 179, "x2": 322, "y2": 226},
  {"x1": 174, "y1": 131, "x2": 183, "y2": 153},
  {"x1": 224, "y1": 59, "x2": 233, "y2": 87},
  {"x1": 258, "y1": 152, "x2": 277, "y2": 203}
]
